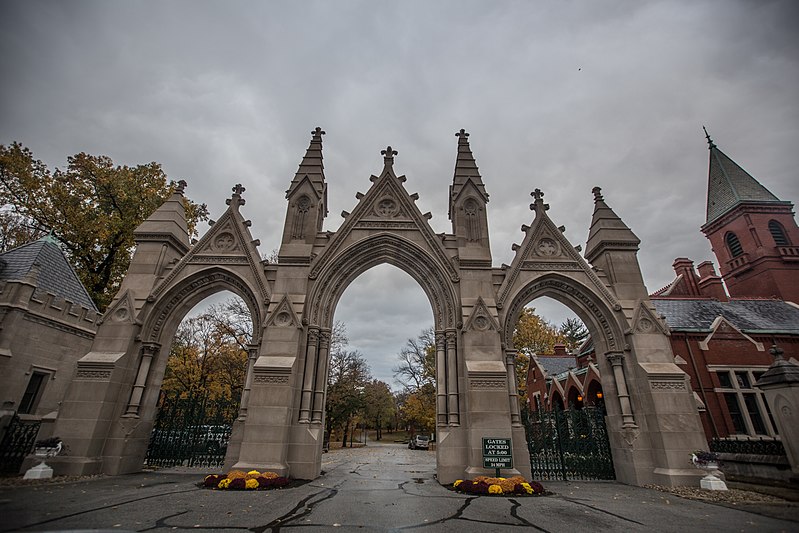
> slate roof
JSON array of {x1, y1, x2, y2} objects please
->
[
  {"x1": 0, "y1": 237, "x2": 97, "y2": 311},
  {"x1": 705, "y1": 143, "x2": 783, "y2": 225},
  {"x1": 652, "y1": 298, "x2": 799, "y2": 334},
  {"x1": 535, "y1": 356, "x2": 577, "y2": 377}
]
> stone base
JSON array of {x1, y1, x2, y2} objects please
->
[
  {"x1": 23, "y1": 462, "x2": 53, "y2": 480},
  {"x1": 231, "y1": 461, "x2": 289, "y2": 477},
  {"x1": 700, "y1": 473, "x2": 728, "y2": 491}
]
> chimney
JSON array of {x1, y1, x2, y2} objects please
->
[
  {"x1": 672, "y1": 258, "x2": 701, "y2": 296},
  {"x1": 696, "y1": 261, "x2": 728, "y2": 301},
  {"x1": 553, "y1": 343, "x2": 568, "y2": 356}
]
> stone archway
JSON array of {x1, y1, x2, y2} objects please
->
[{"x1": 50, "y1": 129, "x2": 707, "y2": 487}]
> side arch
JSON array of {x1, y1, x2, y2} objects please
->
[
  {"x1": 501, "y1": 273, "x2": 625, "y2": 355},
  {"x1": 140, "y1": 266, "x2": 264, "y2": 347},
  {"x1": 306, "y1": 232, "x2": 459, "y2": 330}
]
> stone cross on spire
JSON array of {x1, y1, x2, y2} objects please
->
[
  {"x1": 312, "y1": 126, "x2": 326, "y2": 140},
  {"x1": 175, "y1": 180, "x2": 187, "y2": 194},
  {"x1": 227, "y1": 183, "x2": 246, "y2": 207},
  {"x1": 592, "y1": 186, "x2": 604, "y2": 202},
  {"x1": 530, "y1": 188, "x2": 549, "y2": 212},
  {"x1": 456, "y1": 128, "x2": 469, "y2": 139},
  {"x1": 381, "y1": 146, "x2": 398, "y2": 166}
]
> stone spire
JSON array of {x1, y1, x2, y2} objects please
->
[
  {"x1": 133, "y1": 179, "x2": 190, "y2": 249},
  {"x1": 449, "y1": 128, "x2": 488, "y2": 220},
  {"x1": 704, "y1": 128, "x2": 783, "y2": 225},
  {"x1": 584, "y1": 187, "x2": 640, "y2": 263},
  {"x1": 286, "y1": 127, "x2": 328, "y2": 215}
]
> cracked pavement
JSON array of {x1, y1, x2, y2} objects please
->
[{"x1": 2, "y1": 441, "x2": 797, "y2": 532}]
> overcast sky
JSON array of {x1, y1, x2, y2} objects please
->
[{"x1": 2, "y1": 1, "x2": 798, "y2": 387}]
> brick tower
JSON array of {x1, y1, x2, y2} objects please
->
[{"x1": 700, "y1": 128, "x2": 799, "y2": 302}]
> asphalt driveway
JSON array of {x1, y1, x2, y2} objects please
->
[{"x1": 2, "y1": 442, "x2": 797, "y2": 532}]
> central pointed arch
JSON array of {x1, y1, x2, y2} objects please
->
[{"x1": 306, "y1": 232, "x2": 459, "y2": 331}]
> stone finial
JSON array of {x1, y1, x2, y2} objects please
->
[
  {"x1": 702, "y1": 125, "x2": 716, "y2": 149},
  {"x1": 381, "y1": 146, "x2": 398, "y2": 165},
  {"x1": 592, "y1": 186, "x2": 603, "y2": 202},
  {"x1": 770, "y1": 344, "x2": 785, "y2": 361},
  {"x1": 529, "y1": 188, "x2": 549, "y2": 212},
  {"x1": 312, "y1": 127, "x2": 326, "y2": 139},
  {"x1": 175, "y1": 180, "x2": 187, "y2": 194},
  {"x1": 226, "y1": 183, "x2": 246, "y2": 207},
  {"x1": 456, "y1": 128, "x2": 469, "y2": 139}
]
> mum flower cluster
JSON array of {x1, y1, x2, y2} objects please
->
[
  {"x1": 203, "y1": 470, "x2": 290, "y2": 490},
  {"x1": 452, "y1": 476, "x2": 545, "y2": 496}
]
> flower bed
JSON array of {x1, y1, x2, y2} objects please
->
[
  {"x1": 451, "y1": 475, "x2": 546, "y2": 496},
  {"x1": 203, "y1": 470, "x2": 290, "y2": 490}
]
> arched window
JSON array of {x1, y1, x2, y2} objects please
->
[
  {"x1": 768, "y1": 220, "x2": 790, "y2": 246},
  {"x1": 463, "y1": 198, "x2": 480, "y2": 242},
  {"x1": 725, "y1": 232, "x2": 743, "y2": 258}
]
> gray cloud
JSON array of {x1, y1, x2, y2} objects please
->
[{"x1": 2, "y1": 0, "x2": 797, "y2": 384}]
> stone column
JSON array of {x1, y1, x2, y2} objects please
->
[
  {"x1": 123, "y1": 343, "x2": 159, "y2": 417},
  {"x1": 299, "y1": 328, "x2": 319, "y2": 423},
  {"x1": 237, "y1": 344, "x2": 260, "y2": 419},
  {"x1": 435, "y1": 331, "x2": 448, "y2": 426},
  {"x1": 445, "y1": 329, "x2": 459, "y2": 425},
  {"x1": 605, "y1": 351, "x2": 636, "y2": 428},
  {"x1": 755, "y1": 345, "x2": 799, "y2": 478},
  {"x1": 311, "y1": 329, "x2": 331, "y2": 424},
  {"x1": 505, "y1": 350, "x2": 521, "y2": 427}
]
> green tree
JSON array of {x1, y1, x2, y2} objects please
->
[
  {"x1": 512, "y1": 307, "x2": 568, "y2": 405},
  {"x1": 559, "y1": 317, "x2": 589, "y2": 352},
  {"x1": 393, "y1": 328, "x2": 436, "y2": 435},
  {"x1": 362, "y1": 379, "x2": 395, "y2": 440},
  {"x1": 325, "y1": 325, "x2": 372, "y2": 447},
  {"x1": 0, "y1": 142, "x2": 208, "y2": 310},
  {"x1": 161, "y1": 300, "x2": 249, "y2": 403}
]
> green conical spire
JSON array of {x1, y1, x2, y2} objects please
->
[{"x1": 704, "y1": 129, "x2": 782, "y2": 224}]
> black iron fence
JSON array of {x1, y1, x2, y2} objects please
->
[
  {"x1": 522, "y1": 405, "x2": 615, "y2": 481},
  {"x1": 0, "y1": 415, "x2": 41, "y2": 474},
  {"x1": 144, "y1": 393, "x2": 239, "y2": 469},
  {"x1": 710, "y1": 437, "x2": 786, "y2": 456}
]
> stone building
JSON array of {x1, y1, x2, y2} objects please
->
[
  {"x1": 0, "y1": 235, "x2": 99, "y2": 441},
  {"x1": 46, "y1": 128, "x2": 710, "y2": 487}
]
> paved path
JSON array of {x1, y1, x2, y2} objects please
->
[{"x1": 2, "y1": 442, "x2": 797, "y2": 532}]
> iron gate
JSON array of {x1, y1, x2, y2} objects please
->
[
  {"x1": 523, "y1": 405, "x2": 615, "y2": 481},
  {"x1": 0, "y1": 415, "x2": 41, "y2": 474},
  {"x1": 145, "y1": 393, "x2": 239, "y2": 469}
]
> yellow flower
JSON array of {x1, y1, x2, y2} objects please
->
[
  {"x1": 247, "y1": 470, "x2": 261, "y2": 476},
  {"x1": 245, "y1": 479, "x2": 259, "y2": 490},
  {"x1": 218, "y1": 478, "x2": 232, "y2": 489},
  {"x1": 488, "y1": 484, "x2": 503, "y2": 494},
  {"x1": 453, "y1": 480, "x2": 462, "y2": 488},
  {"x1": 521, "y1": 482, "x2": 533, "y2": 494}
]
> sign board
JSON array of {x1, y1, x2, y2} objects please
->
[{"x1": 482, "y1": 437, "x2": 513, "y2": 469}]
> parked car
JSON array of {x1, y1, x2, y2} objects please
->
[{"x1": 408, "y1": 435, "x2": 430, "y2": 450}]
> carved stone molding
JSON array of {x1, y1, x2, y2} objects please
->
[
  {"x1": 147, "y1": 271, "x2": 261, "y2": 343},
  {"x1": 504, "y1": 276, "x2": 620, "y2": 352},
  {"x1": 470, "y1": 378, "x2": 506, "y2": 389},
  {"x1": 254, "y1": 374, "x2": 290, "y2": 385},
  {"x1": 75, "y1": 369, "x2": 112, "y2": 381},
  {"x1": 650, "y1": 380, "x2": 686, "y2": 391},
  {"x1": 309, "y1": 234, "x2": 457, "y2": 329}
]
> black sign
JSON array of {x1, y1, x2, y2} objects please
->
[{"x1": 482, "y1": 437, "x2": 513, "y2": 469}]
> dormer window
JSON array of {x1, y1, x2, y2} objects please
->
[
  {"x1": 725, "y1": 232, "x2": 743, "y2": 258},
  {"x1": 768, "y1": 220, "x2": 790, "y2": 246}
]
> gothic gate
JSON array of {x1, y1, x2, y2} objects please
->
[
  {"x1": 47, "y1": 127, "x2": 709, "y2": 487},
  {"x1": 523, "y1": 406, "x2": 615, "y2": 481}
]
